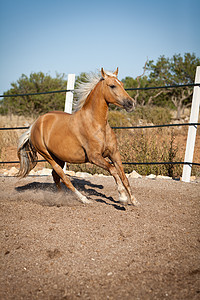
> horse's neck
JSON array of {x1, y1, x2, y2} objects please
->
[{"x1": 82, "y1": 82, "x2": 108, "y2": 127}]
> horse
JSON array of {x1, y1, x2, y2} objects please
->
[{"x1": 17, "y1": 68, "x2": 139, "y2": 206}]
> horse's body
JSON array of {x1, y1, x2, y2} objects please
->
[{"x1": 17, "y1": 68, "x2": 138, "y2": 205}]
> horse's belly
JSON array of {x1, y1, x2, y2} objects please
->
[
  {"x1": 56, "y1": 150, "x2": 87, "y2": 164},
  {"x1": 48, "y1": 139, "x2": 87, "y2": 164}
]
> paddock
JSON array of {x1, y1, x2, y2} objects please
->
[{"x1": 0, "y1": 175, "x2": 199, "y2": 299}]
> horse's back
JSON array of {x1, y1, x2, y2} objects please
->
[
  {"x1": 32, "y1": 111, "x2": 71, "y2": 128},
  {"x1": 31, "y1": 111, "x2": 76, "y2": 143}
]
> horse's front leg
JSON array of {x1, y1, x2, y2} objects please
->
[
  {"x1": 89, "y1": 153, "x2": 137, "y2": 205},
  {"x1": 109, "y1": 150, "x2": 139, "y2": 206},
  {"x1": 114, "y1": 173, "x2": 129, "y2": 205}
]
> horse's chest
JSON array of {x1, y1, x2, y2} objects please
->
[{"x1": 81, "y1": 126, "x2": 106, "y2": 152}]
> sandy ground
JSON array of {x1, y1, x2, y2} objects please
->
[{"x1": 0, "y1": 175, "x2": 200, "y2": 300}]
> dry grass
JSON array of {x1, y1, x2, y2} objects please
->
[
  {"x1": 0, "y1": 114, "x2": 34, "y2": 127},
  {"x1": 117, "y1": 128, "x2": 183, "y2": 177},
  {"x1": 0, "y1": 115, "x2": 34, "y2": 166}
]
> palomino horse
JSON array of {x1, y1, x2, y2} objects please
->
[{"x1": 17, "y1": 68, "x2": 138, "y2": 205}]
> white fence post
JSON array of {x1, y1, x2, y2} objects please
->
[
  {"x1": 64, "y1": 74, "x2": 75, "y2": 114},
  {"x1": 63, "y1": 74, "x2": 75, "y2": 173},
  {"x1": 182, "y1": 66, "x2": 200, "y2": 182}
]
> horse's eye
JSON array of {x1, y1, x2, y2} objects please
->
[{"x1": 110, "y1": 85, "x2": 116, "y2": 89}]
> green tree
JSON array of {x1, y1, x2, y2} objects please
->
[
  {"x1": 147, "y1": 53, "x2": 200, "y2": 119},
  {"x1": 122, "y1": 59, "x2": 171, "y2": 107},
  {"x1": 1, "y1": 72, "x2": 67, "y2": 116},
  {"x1": 122, "y1": 75, "x2": 150, "y2": 106}
]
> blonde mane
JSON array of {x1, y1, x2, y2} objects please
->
[{"x1": 74, "y1": 70, "x2": 117, "y2": 111}]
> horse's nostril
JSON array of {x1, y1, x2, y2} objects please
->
[
  {"x1": 123, "y1": 99, "x2": 134, "y2": 112},
  {"x1": 128, "y1": 100, "x2": 133, "y2": 106}
]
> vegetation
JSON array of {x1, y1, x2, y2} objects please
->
[
  {"x1": 0, "y1": 72, "x2": 67, "y2": 116},
  {"x1": 109, "y1": 106, "x2": 172, "y2": 126},
  {"x1": 122, "y1": 53, "x2": 200, "y2": 119}
]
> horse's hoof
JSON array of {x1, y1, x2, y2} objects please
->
[
  {"x1": 119, "y1": 193, "x2": 128, "y2": 205},
  {"x1": 132, "y1": 199, "x2": 140, "y2": 206},
  {"x1": 119, "y1": 199, "x2": 128, "y2": 206},
  {"x1": 75, "y1": 189, "x2": 91, "y2": 204},
  {"x1": 81, "y1": 196, "x2": 92, "y2": 204}
]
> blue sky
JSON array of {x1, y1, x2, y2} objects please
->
[{"x1": 0, "y1": 0, "x2": 200, "y2": 95}]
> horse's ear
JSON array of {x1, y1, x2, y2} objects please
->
[
  {"x1": 114, "y1": 67, "x2": 119, "y2": 76},
  {"x1": 101, "y1": 68, "x2": 105, "y2": 78}
]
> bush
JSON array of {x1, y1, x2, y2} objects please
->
[
  {"x1": 116, "y1": 128, "x2": 182, "y2": 177},
  {"x1": 130, "y1": 106, "x2": 172, "y2": 125},
  {"x1": 108, "y1": 106, "x2": 172, "y2": 127},
  {"x1": 1, "y1": 72, "x2": 67, "y2": 117},
  {"x1": 108, "y1": 111, "x2": 131, "y2": 127}
]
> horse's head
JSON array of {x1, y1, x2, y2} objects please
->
[{"x1": 101, "y1": 68, "x2": 136, "y2": 112}]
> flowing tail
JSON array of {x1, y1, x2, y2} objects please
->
[{"x1": 17, "y1": 125, "x2": 38, "y2": 177}]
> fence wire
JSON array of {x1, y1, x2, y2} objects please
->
[
  {"x1": 1, "y1": 161, "x2": 200, "y2": 166},
  {"x1": 0, "y1": 83, "x2": 200, "y2": 98},
  {"x1": 0, "y1": 123, "x2": 199, "y2": 131}
]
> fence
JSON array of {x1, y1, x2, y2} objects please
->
[{"x1": 0, "y1": 68, "x2": 200, "y2": 182}]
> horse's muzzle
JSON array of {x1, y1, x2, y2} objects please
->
[{"x1": 123, "y1": 99, "x2": 135, "y2": 112}]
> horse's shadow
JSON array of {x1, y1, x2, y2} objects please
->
[{"x1": 15, "y1": 177, "x2": 126, "y2": 210}]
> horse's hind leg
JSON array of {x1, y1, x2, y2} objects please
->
[
  {"x1": 51, "y1": 162, "x2": 91, "y2": 204},
  {"x1": 52, "y1": 159, "x2": 64, "y2": 190},
  {"x1": 52, "y1": 169, "x2": 61, "y2": 190},
  {"x1": 37, "y1": 150, "x2": 91, "y2": 204}
]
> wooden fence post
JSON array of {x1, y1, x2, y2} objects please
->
[
  {"x1": 182, "y1": 66, "x2": 200, "y2": 182},
  {"x1": 63, "y1": 74, "x2": 75, "y2": 172}
]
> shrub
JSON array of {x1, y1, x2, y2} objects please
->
[
  {"x1": 108, "y1": 111, "x2": 131, "y2": 127},
  {"x1": 130, "y1": 106, "x2": 172, "y2": 125},
  {"x1": 115, "y1": 128, "x2": 182, "y2": 177}
]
